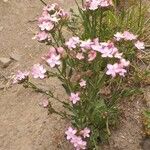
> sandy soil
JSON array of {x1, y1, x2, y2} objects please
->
[{"x1": 0, "y1": 0, "x2": 149, "y2": 150}]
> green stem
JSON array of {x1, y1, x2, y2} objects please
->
[
  {"x1": 99, "y1": 9, "x2": 103, "y2": 39},
  {"x1": 138, "y1": 0, "x2": 142, "y2": 27},
  {"x1": 39, "y1": 0, "x2": 47, "y2": 5},
  {"x1": 26, "y1": 81, "x2": 65, "y2": 104},
  {"x1": 51, "y1": 32, "x2": 59, "y2": 47},
  {"x1": 56, "y1": 67, "x2": 73, "y2": 91}
]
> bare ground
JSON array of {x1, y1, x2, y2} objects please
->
[{"x1": 0, "y1": 0, "x2": 149, "y2": 150}]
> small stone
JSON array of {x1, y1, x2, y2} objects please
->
[
  {"x1": 10, "y1": 52, "x2": 21, "y2": 61},
  {"x1": 3, "y1": 0, "x2": 8, "y2": 2},
  {"x1": 0, "y1": 57, "x2": 12, "y2": 68},
  {"x1": 0, "y1": 26, "x2": 3, "y2": 32},
  {"x1": 141, "y1": 138, "x2": 150, "y2": 150},
  {"x1": 0, "y1": 84, "x2": 5, "y2": 90}
]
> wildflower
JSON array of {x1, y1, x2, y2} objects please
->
[
  {"x1": 80, "y1": 39, "x2": 93, "y2": 49},
  {"x1": 85, "y1": 0, "x2": 113, "y2": 10},
  {"x1": 39, "y1": 99, "x2": 49, "y2": 108},
  {"x1": 88, "y1": 0, "x2": 100, "y2": 10},
  {"x1": 57, "y1": 47, "x2": 64, "y2": 54},
  {"x1": 106, "y1": 59, "x2": 129, "y2": 77},
  {"x1": 42, "y1": 47, "x2": 57, "y2": 60},
  {"x1": 69, "y1": 92, "x2": 80, "y2": 104},
  {"x1": 49, "y1": 14, "x2": 60, "y2": 22},
  {"x1": 100, "y1": 0, "x2": 113, "y2": 7},
  {"x1": 106, "y1": 63, "x2": 121, "y2": 77},
  {"x1": 99, "y1": 42, "x2": 118, "y2": 58},
  {"x1": 114, "y1": 52, "x2": 123, "y2": 59},
  {"x1": 79, "y1": 79, "x2": 86, "y2": 88},
  {"x1": 38, "y1": 11, "x2": 51, "y2": 23},
  {"x1": 33, "y1": 31, "x2": 48, "y2": 41},
  {"x1": 91, "y1": 43, "x2": 102, "y2": 52},
  {"x1": 38, "y1": 21, "x2": 54, "y2": 31},
  {"x1": 32, "y1": 64, "x2": 46, "y2": 79},
  {"x1": 71, "y1": 136, "x2": 87, "y2": 150},
  {"x1": 58, "y1": 9, "x2": 69, "y2": 19},
  {"x1": 46, "y1": 54, "x2": 61, "y2": 68},
  {"x1": 123, "y1": 31, "x2": 137, "y2": 41},
  {"x1": 80, "y1": 127, "x2": 90, "y2": 138},
  {"x1": 76, "y1": 53, "x2": 85, "y2": 60},
  {"x1": 134, "y1": 41, "x2": 145, "y2": 50},
  {"x1": 43, "y1": 3, "x2": 59, "y2": 12},
  {"x1": 13, "y1": 70, "x2": 29, "y2": 84},
  {"x1": 120, "y1": 58, "x2": 130, "y2": 67},
  {"x1": 114, "y1": 32, "x2": 124, "y2": 41},
  {"x1": 65, "y1": 127, "x2": 77, "y2": 140},
  {"x1": 88, "y1": 50, "x2": 97, "y2": 61},
  {"x1": 66, "y1": 37, "x2": 80, "y2": 49}
]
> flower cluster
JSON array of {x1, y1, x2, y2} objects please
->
[
  {"x1": 32, "y1": 64, "x2": 46, "y2": 79},
  {"x1": 33, "y1": 3, "x2": 69, "y2": 42},
  {"x1": 69, "y1": 92, "x2": 80, "y2": 104},
  {"x1": 66, "y1": 37, "x2": 97, "y2": 61},
  {"x1": 106, "y1": 59, "x2": 130, "y2": 77},
  {"x1": 42, "y1": 47, "x2": 63, "y2": 68},
  {"x1": 13, "y1": 70, "x2": 29, "y2": 84},
  {"x1": 66, "y1": 36, "x2": 130, "y2": 77},
  {"x1": 114, "y1": 31, "x2": 145, "y2": 50},
  {"x1": 65, "y1": 127, "x2": 90, "y2": 150},
  {"x1": 85, "y1": 0, "x2": 113, "y2": 10}
]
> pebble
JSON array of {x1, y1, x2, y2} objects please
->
[
  {"x1": 141, "y1": 138, "x2": 150, "y2": 150},
  {"x1": 0, "y1": 57, "x2": 12, "y2": 68},
  {"x1": 3, "y1": 0, "x2": 8, "y2": 2},
  {"x1": 0, "y1": 26, "x2": 3, "y2": 32}
]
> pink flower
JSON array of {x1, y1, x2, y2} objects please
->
[
  {"x1": 106, "y1": 60, "x2": 129, "y2": 77},
  {"x1": 85, "y1": 0, "x2": 112, "y2": 10},
  {"x1": 57, "y1": 47, "x2": 64, "y2": 54},
  {"x1": 123, "y1": 31, "x2": 137, "y2": 41},
  {"x1": 134, "y1": 41, "x2": 145, "y2": 50},
  {"x1": 66, "y1": 37, "x2": 80, "y2": 49},
  {"x1": 99, "y1": 42, "x2": 118, "y2": 58},
  {"x1": 43, "y1": 3, "x2": 59, "y2": 12},
  {"x1": 80, "y1": 39, "x2": 93, "y2": 49},
  {"x1": 114, "y1": 52, "x2": 123, "y2": 59},
  {"x1": 91, "y1": 43, "x2": 102, "y2": 52},
  {"x1": 120, "y1": 58, "x2": 130, "y2": 67},
  {"x1": 58, "y1": 9, "x2": 69, "y2": 19},
  {"x1": 118, "y1": 68, "x2": 127, "y2": 77},
  {"x1": 106, "y1": 63, "x2": 121, "y2": 77},
  {"x1": 88, "y1": 0, "x2": 100, "y2": 10},
  {"x1": 79, "y1": 79, "x2": 86, "y2": 88},
  {"x1": 114, "y1": 32, "x2": 124, "y2": 41},
  {"x1": 46, "y1": 54, "x2": 61, "y2": 68},
  {"x1": 88, "y1": 50, "x2": 97, "y2": 61},
  {"x1": 65, "y1": 127, "x2": 77, "y2": 140},
  {"x1": 33, "y1": 31, "x2": 48, "y2": 41},
  {"x1": 13, "y1": 70, "x2": 29, "y2": 84},
  {"x1": 69, "y1": 92, "x2": 80, "y2": 104},
  {"x1": 38, "y1": 11, "x2": 51, "y2": 23},
  {"x1": 39, "y1": 99, "x2": 49, "y2": 108},
  {"x1": 38, "y1": 21, "x2": 54, "y2": 31},
  {"x1": 71, "y1": 136, "x2": 87, "y2": 150},
  {"x1": 76, "y1": 53, "x2": 85, "y2": 60},
  {"x1": 49, "y1": 15, "x2": 60, "y2": 23},
  {"x1": 32, "y1": 64, "x2": 46, "y2": 79},
  {"x1": 80, "y1": 127, "x2": 90, "y2": 138},
  {"x1": 100, "y1": 0, "x2": 113, "y2": 7}
]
